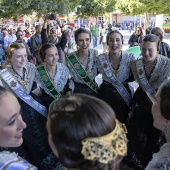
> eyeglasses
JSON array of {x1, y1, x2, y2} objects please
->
[{"x1": 17, "y1": 34, "x2": 23, "y2": 37}]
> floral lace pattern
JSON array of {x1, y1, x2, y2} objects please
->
[
  {"x1": 145, "y1": 143, "x2": 170, "y2": 170},
  {"x1": 0, "y1": 62, "x2": 36, "y2": 95},
  {"x1": 97, "y1": 51, "x2": 135, "y2": 83},
  {"x1": 0, "y1": 151, "x2": 37, "y2": 169},
  {"x1": 0, "y1": 151, "x2": 18, "y2": 165},
  {"x1": 131, "y1": 55, "x2": 170, "y2": 90},
  {"x1": 66, "y1": 49, "x2": 98, "y2": 83},
  {"x1": 35, "y1": 62, "x2": 70, "y2": 93}
]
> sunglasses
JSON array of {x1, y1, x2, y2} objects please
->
[{"x1": 17, "y1": 34, "x2": 23, "y2": 37}]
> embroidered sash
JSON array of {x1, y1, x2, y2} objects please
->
[
  {"x1": 0, "y1": 69, "x2": 47, "y2": 118},
  {"x1": 66, "y1": 53, "x2": 98, "y2": 93},
  {"x1": 98, "y1": 54, "x2": 132, "y2": 107},
  {"x1": 136, "y1": 59, "x2": 156, "y2": 103},
  {"x1": 37, "y1": 64, "x2": 61, "y2": 100}
]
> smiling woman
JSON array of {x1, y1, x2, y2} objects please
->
[
  {"x1": 124, "y1": 34, "x2": 170, "y2": 170},
  {"x1": 66, "y1": 28, "x2": 99, "y2": 96},
  {"x1": 0, "y1": 86, "x2": 37, "y2": 169},
  {"x1": 0, "y1": 42, "x2": 62, "y2": 169},
  {"x1": 97, "y1": 30, "x2": 135, "y2": 125},
  {"x1": 34, "y1": 43, "x2": 72, "y2": 109}
]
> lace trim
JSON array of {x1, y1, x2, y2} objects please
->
[
  {"x1": 0, "y1": 151, "x2": 18, "y2": 165},
  {"x1": 132, "y1": 55, "x2": 170, "y2": 90}
]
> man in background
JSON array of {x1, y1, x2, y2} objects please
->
[
  {"x1": 30, "y1": 25, "x2": 42, "y2": 65},
  {"x1": 151, "y1": 27, "x2": 170, "y2": 58},
  {"x1": 90, "y1": 22, "x2": 99, "y2": 48}
]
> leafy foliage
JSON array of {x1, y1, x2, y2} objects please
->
[
  {"x1": 76, "y1": 0, "x2": 116, "y2": 18},
  {"x1": 116, "y1": 0, "x2": 170, "y2": 28},
  {"x1": 0, "y1": 0, "x2": 79, "y2": 18},
  {"x1": 116, "y1": 0, "x2": 170, "y2": 15}
]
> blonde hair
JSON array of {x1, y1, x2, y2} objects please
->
[{"x1": 6, "y1": 41, "x2": 27, "y2": 60}]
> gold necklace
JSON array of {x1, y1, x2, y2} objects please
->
[
  {"x1": 113, "y1": 70, "x2": 119, "y2": 77},
  {"x1": 79, "y1": 56, "x2": 88, "y2": 65},
  {"x1": 45, "y1": 65, "x2": 57, "y2": 85},
  {"x1": 144, "y1": 57, "x2": 157, "y2": 75},
  {"x1": 46, "y1": 66, "x2": 55, "y2": 79},
  {"x1": 109, "y1": 55, "x2": 121, "y2": 77},
  {"x1": 77, "y1": 51, "x2": 88, "y2": 65}
]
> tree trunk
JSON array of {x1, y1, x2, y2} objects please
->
[
  {"x1": 67, "y1": 14, "x2": 70, "y2": 23},
  {"x1": 144, "y1": 11, "x2": 151, "y2": 31},
  {"x1": 139, "y1": 15, "x2": 143, "y2": 27}
]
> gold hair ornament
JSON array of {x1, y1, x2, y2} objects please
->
[{"x1": 81, "y1": 119, "x2": 127, "y2": 164}]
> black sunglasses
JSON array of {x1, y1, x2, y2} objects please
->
[{"x1": 17, "y1": 34, "x2": 23, "y2": 37}]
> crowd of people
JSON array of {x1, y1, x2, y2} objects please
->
[{"x1": 0, "y1": 15, "x2": 170, "y2": 170}]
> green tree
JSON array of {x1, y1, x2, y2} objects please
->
[
  {"x1": 76, "y1": 0, "x2": 116, "y2": 21},
  {"x1": 116, "y1": 0, "x2": 170, "y2": 29},
  {"x1": 0, "y1": 0, "x2": 79, "y2": 18}
]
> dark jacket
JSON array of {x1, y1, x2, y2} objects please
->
[
  {"x1": 160, "y1": 41, "x2": 170, "y2": 58},
  {"x1": 30, "y1": 33, "x2": 42, "y2": 65},
  {"x1": 128, "y1": 33, "x2": 143, "y2": 47},
  {"x1": 41, "y1": 28, "x2": 67, "y2": 63}
]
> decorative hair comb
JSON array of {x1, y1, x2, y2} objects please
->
[{"x1": 81, "y1": 119, "x2": 127, "y2": 164}]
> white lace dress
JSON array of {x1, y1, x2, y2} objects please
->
[
  {"x1": 145, "y1": 143, "x2": 170, "y2": 170},
  {"x1": 0, "y1": 151, "x2": 37, "y2": 170}
]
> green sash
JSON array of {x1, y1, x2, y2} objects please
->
[
  {"x1": 37, "y1": 64, "x2": 61, "y2": 100},
  {"x1": 66, "y1": 53, "x2": 98, "y2": 93}
]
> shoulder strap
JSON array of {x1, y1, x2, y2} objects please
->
[{"x1": 136, "y1": 59, "x2": 156, "y2": 102}]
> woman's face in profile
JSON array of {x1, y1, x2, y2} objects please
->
[
  {"x1": 152, "y1": 87, "x2": 167, "y2": 131},
  {"x1": 0, "y1": 92, "x2": 26, "y2": 147}
]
